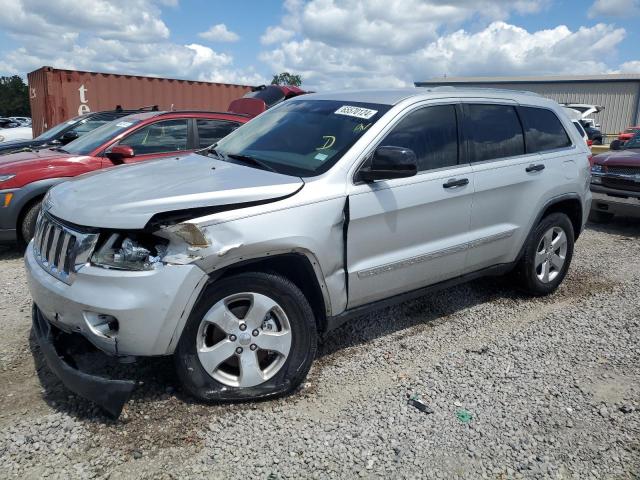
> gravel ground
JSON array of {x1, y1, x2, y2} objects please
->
[{"x1": 0, "y1": 219, "x2": 639, "y2": 479}]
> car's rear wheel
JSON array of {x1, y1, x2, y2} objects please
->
[
  {"x1": 516, "y1": 213, "x2": 574, "y2": 296},
  {"x1": 19, "y1": 200, "x2": 42, "y2": 247},
  {"x1": 175, "y1": 271, "x2": 317, "y2": 401}
]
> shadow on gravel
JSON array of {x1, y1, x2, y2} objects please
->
[
  {"x1": 318, "y1": 275, "x2": 517, "y2": 359},
  {"x1": 0, "y1": 244, "x2": 23, "y2": 261},
  {"x1": 28, "y1": 328, "x2": 192, "y2": 424},
  {"x1": 586, "y1": 216, "x2": 640, "y2": 238}
]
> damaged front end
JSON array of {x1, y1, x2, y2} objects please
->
[{"x1": 32, "y1": 305, "x2": 136, "y2": 418}]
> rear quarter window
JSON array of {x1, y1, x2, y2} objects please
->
[{"x1": 519, "y1": 106, "x2": 572, "y2": 153}]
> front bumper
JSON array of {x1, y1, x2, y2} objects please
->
[
  {"x1": 25, "y1": 243, "x2": 209, "y2": 356},
  {"x1": 32, "y1": 305, "x2": 135, "y2": 418},
  {"x1": 590, "y1": 185, "x2": 640, "y2": 217}
]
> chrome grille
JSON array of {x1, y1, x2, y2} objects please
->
[
  {"x1": 606, "y1": 166, "x2": 640, "y2": 176},
  {"x1": 32, "y1": 212, "x2": 99, "y2": 284}
]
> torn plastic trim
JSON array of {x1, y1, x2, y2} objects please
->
[
  {"x1": 32, "y1": 304, "x2": 135, "y2": 419},
  {"x1": 144, "y1": 182, "x2": 305, "y2": 231}
]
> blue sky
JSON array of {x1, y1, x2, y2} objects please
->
[{"x1": 0, "y1": 0, "x2": 638, "y2": 89}]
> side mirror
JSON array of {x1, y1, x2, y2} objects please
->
[
  {"x1": 60, "y1": 131, "x2": 79, "y2": 144},
  {"x1": 610, "y1": 140, "x2": 622, "y2": 151},
  {"x1": 358, "y1": 146, "x2": 418, "y2": 182},
  {"x1": 106, "y1": 145, "x2": 135, "y2": 163}
]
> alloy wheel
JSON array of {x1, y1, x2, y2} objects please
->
[
  {"x1": 534, "y1": 226, "x2": 568, "y2": 283},
  {"x1": 196, "y1": 292, "x2": 292, "y2": 387}
]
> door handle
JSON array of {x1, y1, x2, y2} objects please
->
[
  {"x1": 526, "y1": 163, "x2": 545, "y2": 173},
  {"x1": 443, "y1": 178, "x2": 469, "y2": 189}
]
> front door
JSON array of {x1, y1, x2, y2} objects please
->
[
  {"x1": 111, "y1": 118, "x2": 192, "y2": 164},
  {"x1": 346, "y1": 103, "x2": 474, "y2": 308}
]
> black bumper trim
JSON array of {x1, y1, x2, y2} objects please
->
[{"x1": 32, "y1": 305, "x2": 135, "y2": 418}]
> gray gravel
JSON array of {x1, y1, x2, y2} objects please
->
[{"x1": 1, "y1": 219, "x2": 639, "y2": 479}]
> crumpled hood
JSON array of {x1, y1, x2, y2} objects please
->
[
  {"x1": 593, "y1": 149, "x2": 640, "y2": 167},
  {"x1": 47, "y1": 153, "x2": 304, "y2": 229}
]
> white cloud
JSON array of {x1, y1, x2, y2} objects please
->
[
  {"x1": 261, "y1": 26, "x2": 295, "y2": 45},
  {"x1": 198, "y1": 23, "x2": 240, "y2": 43},
  {"x1": 616, "y1": 60, "x2": 640, "y2": 72},
  {"x1": 588, "y1": 0, "x2": 640, "y2": 18},
  {"x1": 0, "y1": 0, "x2": 264, "y2": 85},
  {"x1": 258, "y1": 0, "x2": 639, "y2": 90},
  {"x1": 260, "y1": 20, "x2": 630, "y2": 90}
]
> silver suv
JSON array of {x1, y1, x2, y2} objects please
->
[{"x1": 26, "y1": 88, "x2": 592, "y2": 416}]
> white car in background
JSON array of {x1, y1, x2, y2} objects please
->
[
  {"x1": 562, "y1": 104, "x2": 603, "y2": 129},
  {"x1": 9, "y1": 116, "x2": 32, "y2": 126},
  {"x1": 0, "y1": 118, "x2": 33, "y2": 143}
]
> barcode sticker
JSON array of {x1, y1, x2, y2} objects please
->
[{"x1": 335, "y1": 105, "x2": 378, "y2": 119}]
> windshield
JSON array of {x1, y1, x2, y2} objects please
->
[
  {"x1": 213, "y1": 100, "x2": 391, "y2": 176},
  {"x1": 35, "y1": 116, "x2": 84, "y2": 141},
  {"x1": 63, "y1": 118, "x2": 142, "y2": 155},
  {"x1": 623, "y1": 132, "x2": 640, "y2": 149}
]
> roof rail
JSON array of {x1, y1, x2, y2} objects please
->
[
  {"x1": 426, "y1": 86, "x2": 542, "y2": 97},
  {"x1": 155, "y1": 110, "x2": 252, "y2": 118}
]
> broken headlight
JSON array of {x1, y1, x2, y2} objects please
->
[{"x1": 91, "y1": 234, "x2": 167, "y2": 271}]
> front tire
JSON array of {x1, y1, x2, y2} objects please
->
[
  {"x1": 175, "y1": 271, "x2": 317, "y2": 402},
  {"x1": 516, "y1": 213, "x2": 574, "y2": 296},
  {"x1": 19, "y1": 200, "x2": 42, "y2": 247}
]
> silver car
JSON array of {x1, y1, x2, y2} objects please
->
[{"x1": 25, "y1": 88, "x2": 592, "y2": 416}]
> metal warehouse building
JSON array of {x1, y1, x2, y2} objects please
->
[{"x1": 415, "y1": 74, "x2": 640, "y2": 137}]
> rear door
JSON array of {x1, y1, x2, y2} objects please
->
[
  {"x1": 463, "y1": 102, "x2": 575, "y2": 272},
  {"x1": 346, "y1": 102, "x2": 475, "y2": 308},
  {"x1": 111, "y1": 118, "x2": 192, "y2": 164}
]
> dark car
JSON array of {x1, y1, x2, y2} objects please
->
[
  {"x1": 580, "y1": 120, "x2": 603, "y2": 145},
  {"x1": 589, "y1": 132, "x2": 640, "y2": 222},
  {"x1": 0, "y1": 108, "x2": 151, "y2": 156}
]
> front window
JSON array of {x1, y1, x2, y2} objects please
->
[
  {"x1": 35, "y1": 116, "x2": 84, "y2": 141},
  {"x1": 63, "y1": 118, "x2": 142, "y2": 156},
  {"x1": 119, "y1": 119, "x2": 188, "y2": 155},
  {"x1": 212, "y1": 100, "x2": 391, "y2": 176},
  {"x1": 623, "y1": 133, "x2": 640, "y2": 149}
]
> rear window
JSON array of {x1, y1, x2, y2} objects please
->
[
  {"x1": 464, "y1": 104, "x2": 525, "y2": 162},
  {"x1": 519, "y1": 106, "x2": 571, "y2": 153}
]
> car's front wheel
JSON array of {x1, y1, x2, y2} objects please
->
[
  {"x1": 19, "y1": 200, "x2": 42, "y2": 247},
  {"x1": 175, "y1": 271, "x2": 317, "y2": 402},
  {"x1": 516, "y1": 213, "x2": 574, "y2": 296}
]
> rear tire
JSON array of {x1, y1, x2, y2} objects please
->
[
  {"x1": 175, "y1": 271, "x2": 317, "y2": 402},
  {"x1": 589, "y1": 210, "x2": 614, "y2": 224},
  {"x1": 19, "y1": 200, "x2": 42, "y2": 247},
  {"x1": 516, "y1": 213, "x2": 574, "y2": 296}
]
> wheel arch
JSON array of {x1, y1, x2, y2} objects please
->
[
  {"x1": 210, "y1": 252, "x2": 330, "y2": 333},
  {"x1": 539, "y1": 195, "x2": 583, "y2": 241},
  {"x1": 13, "y1": 178, "x2": 70, "y2": 243}
]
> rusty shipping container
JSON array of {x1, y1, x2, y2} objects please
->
[{"x1": 27, "y1": 66, "x2": 252, "y2": 136}]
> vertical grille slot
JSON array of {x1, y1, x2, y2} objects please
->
[{"x1": 32, "y1": 212, "x2": 99, "y2": 285}]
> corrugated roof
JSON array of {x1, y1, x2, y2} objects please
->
[{"x1": 416, "y1": 74, "x2": 640, "y2": 85}]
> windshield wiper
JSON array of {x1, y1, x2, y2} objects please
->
[
  {"x1": 50, "y1": 147, "x2": 69, "y2": 153},
  {"x1": 227, "y1": 153, "x2": 277, "y2": 173}
]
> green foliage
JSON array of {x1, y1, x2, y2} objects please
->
[
  {"x1": 0, "y1": 76, "x2": 30, "y2": 117},
  {"x1": 271, "y1": 72, "x2": 302, "y2": 87}
]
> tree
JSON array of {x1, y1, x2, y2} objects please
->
[
  {"x1": 0, "y1": 76, "x2": 30, "y2": 117},
  {"x1": 271, "y1": 72, "x2": 302, "y2": 87}
]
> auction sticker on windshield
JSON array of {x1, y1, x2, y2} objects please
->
[
  {"x1": 115, "y1": 122, "x2": 133, "y2": 128},
  {"x1": 335, "y1": 105, "x2": 378, "y2": 120}
]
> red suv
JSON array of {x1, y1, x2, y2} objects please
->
[{"x1": 0, "y1": 110, "x2": 249, "y2": 244}]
